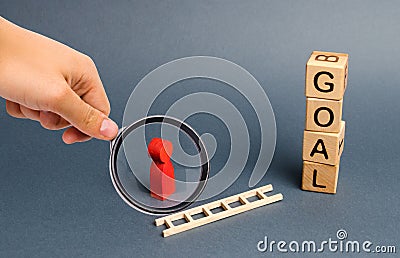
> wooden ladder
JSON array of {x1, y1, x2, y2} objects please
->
[{"x1": 155, "y1": 184, "x2": 283, "y2": 237}]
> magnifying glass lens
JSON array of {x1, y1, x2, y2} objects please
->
[{"x1": 110, "y1": 116, "x2": 209, "y2": 215}]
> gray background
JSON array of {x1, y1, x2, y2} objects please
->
[{"x1": 0, "y1": 0, "x2": 399, "y2": 257}]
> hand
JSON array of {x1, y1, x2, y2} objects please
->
[{"x1": 0, "y1": 17, "x2": 118, "y2": 144}]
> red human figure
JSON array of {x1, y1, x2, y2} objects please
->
[{"x1": 148, "y1": 138, "x2": 175, "y2": 201}]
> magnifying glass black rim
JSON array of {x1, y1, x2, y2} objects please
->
[{"x1": 110, "y1": 115, "x2": 209, "y2": 215}]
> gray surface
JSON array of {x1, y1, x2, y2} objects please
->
[{"x1": 0, "y1": 0, "x2": 399, "y2": 257}]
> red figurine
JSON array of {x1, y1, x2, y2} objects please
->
[{"x1": 148, "y1": 138, "x2": 175, "y2": 201}]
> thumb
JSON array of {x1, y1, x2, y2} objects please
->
[{"x1": 50, "y1": 85, "x2": 118, "y2": 140}]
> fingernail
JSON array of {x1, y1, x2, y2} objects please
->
[{"x1": 100, "y1": 118, "x2": 118, "y2": 138}]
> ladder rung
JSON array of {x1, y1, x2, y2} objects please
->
[
  {"x1": 164, "y1": 219, "x2": 174, "y2": 229},
  {"x1": 184, "y1": 213, "x2": 194, "y2": 222},
  {"x1": 220, "y1": 201, "x2": 231, "y2": 211},
  {"x1": 202, "y1": 207, "x2": 212, "y2": 216},
  {"x1": 256, "y1": 191, "x2": 268, "y2": 200},
  {"x1": 239, "y1": 196, "x2": 249, "y2": 204}
]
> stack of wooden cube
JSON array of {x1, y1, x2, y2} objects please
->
[{"x1": 302, "y1": 51, "x2": 348, "y2": 194}]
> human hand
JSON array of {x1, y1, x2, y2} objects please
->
[{"x1": 0, "y1": 17, "x2": 118, "y2": 144}]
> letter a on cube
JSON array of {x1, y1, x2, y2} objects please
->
[{"x1": 303, "y1": 121, "x2": 345, "y2": 166}]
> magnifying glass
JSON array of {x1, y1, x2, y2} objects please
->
[{"x1": 109, "y1": 115, "x2": 210, "y2": 215}]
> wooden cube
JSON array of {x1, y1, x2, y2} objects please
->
[
  {"x1": 302, "y1": 161, "x2": 339, "y2": 194},
  {"x1": 303, "y1": 121, "x2": 345, "y2": 165},
  {"x1": 306, "y1": 97, "x2": 343, "y2": 133},
  {"x1": 305, "y1": 51, "x2": 348, "y2": 100}
]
